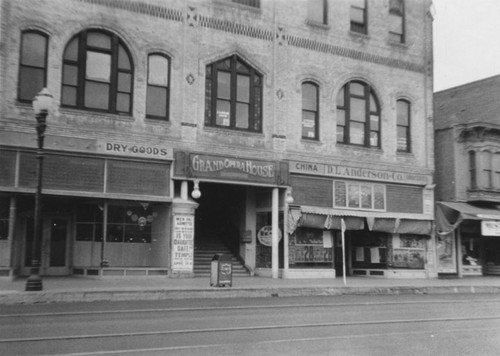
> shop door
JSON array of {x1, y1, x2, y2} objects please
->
[{"x1": 24, "y1": 217, "x2": 70, "y2": 275}]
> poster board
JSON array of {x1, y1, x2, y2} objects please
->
[{"x1": 171, "y1": 215, "x2": 194, "y2": 271}]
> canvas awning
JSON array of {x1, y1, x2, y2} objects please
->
[
  {"x1": 436, "y1": 201, "x2": 500, "y2": 235},
  {"x1": 290, "y1": 205, "x2": 432, "y2": 235}
]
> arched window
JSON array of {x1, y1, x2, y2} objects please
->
[
  {"x1": 146, "y1": 54, "x2": 170, "y2": 120},
  {"x1": 205, "y1": 55, "x2": 263, "y2": 132},
  {"x1": 61, "y1": 29, "x2": 133, "y2": 114},
  {"x1": 469, "y1": 151, "x2": 477, "y2": 189},
  {"x1": 18, "y1": 30, "x2": 48, "y2": 102},
  {"x1": 336, "y1": 81, "x2": 380, "y2": 147},
  {"x1": 396, "y1": 99, "x2": 410, "y2": 152},
  {"x1": 301, "y1": 82, "x2": 319, "y2": 140}
]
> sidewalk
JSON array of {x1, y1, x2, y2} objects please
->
[{"x1": 1, "y1": 275, "x2": 500, "y2": 305}]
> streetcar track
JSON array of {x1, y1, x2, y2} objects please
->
[
  {"x1": 1, "y1": 314, "x2": 500, "y2": 344},
  {"x1": 1, "y1": 298, "x2": 500, "y2": 318},
  {"x1": 50, "y1": 324, "x2": 500, "y2": 356}
]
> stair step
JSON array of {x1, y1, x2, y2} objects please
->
[{"x1": 193, "y1": 238, "x2": 249, "y2": 277}]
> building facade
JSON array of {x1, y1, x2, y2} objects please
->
[
  {"x1": 434, "y1": 75, "x2": 500, "y2": 277},
  {"x1": 0, "y1": 0, "x2": 436, "y2": 280}
]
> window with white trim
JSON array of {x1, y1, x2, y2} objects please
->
[{"x1": 334, "y1": 181, "x2": 386, "y2": 211}]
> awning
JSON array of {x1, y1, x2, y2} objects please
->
[
  {"x1": 293, "y1": 206, "x2": 432, "y2": 235},
  {"x1": 436, "y1": 201, "x2": 500, "y2": 235}
]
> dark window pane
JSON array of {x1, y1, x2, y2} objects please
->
[
  {"x1": 216, "y1": 100, "x2": 230, "y2": 126},
  {"x1": 76, "y1": 223, "x2": 94, "y2": 241},
  {"x1": 108, "y1": 206, "x2": 124, "y2": 223},
  {"x1": 217, "y1": 71, "x2": 231, "y2": 100},
  {"x1": 64, "y1": 38, "x2": 79, "y2": 61},
  {"x1": 148, "y1": 55, "x2": 169, "y2": 86},
  {"x1": 116, "y1": 93, "x2": 130, "y2": 112},
  {"x1": 236, "y1": 103, "x2": 249, "y2": 129},
  {"x1": 21, "y1": 33, "x2": 46, "y2": 67},
  {"x1": 237, "y1": 75, "x2": 250, "y2": 103},
  {"x1": 19, "y1": 67, "x2": 44, "y2": 101},
  {"x1": 118, "y1": 72, "x2": 131, "y2": 92},
  {"x1": 63, "y1": 64, "x2": 78, "y2": 85},
  {"x1": 62, "y1": 86, "x2": 77, "y2": 106},
  {"x1": 235, "y1": 60, "x2": 250, "y2": 73},
  {"x1": 146, "y1": 86, "x2": 167, "y2": 117},
  {"x1": 87, "y1": 32, "x2": 111, "y2": 49},
  {"x1": 85, "y1": 82, "x2": 109, "y2": 110},
  {"x1": 107, "y1": 224, "x2": 123, "y2": 242}
]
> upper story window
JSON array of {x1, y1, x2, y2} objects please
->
[
  {"x1": 302, "y1": 82, "x2": 319, "y2": 140},
  {"x1": 389, "y1": 0, "x2": 405, "y2": 43},
  {"x1": 334, "y1": 180, "x2": 386, "y2": 211},
  {"x1": 308, "y1": 0, "x2": 328, "y2": 25},
  {"x1": 494, "y1": 153, "x2": 500, "y2": 189},
  {"x1": 205, "y1": 55, "x2": 263, "y2": 133},
  {"x1": 482, "y1": 151, "x2": 493, "y2": 188},
  {"x1": 18, "y1": 31, "x2": 48, "y2": 102},
  {"x1": 469, "y1": 151, "x2": 477, "y2": 189},
  {"x1": 61, "y1": 30, "x2": 133, "y2": 114},
  {"x1": 146, "y1": 54, "x2": 170, "y2": 120},
  {"x1": 350, "y1": 0, "x2": 367, "y2": 34},
  {"x1": 336, "y1": 81, "x2": 380, "y2": 148},
  {"x1": 228, "y1": 0, "x2": 260, "y2": 8},
  {"x1": 396, "y1": 99, "x2": 411, "y2": 152}
]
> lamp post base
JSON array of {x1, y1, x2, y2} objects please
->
[{"x1": 25, "y1": 263, "x2": 43, "y2": 291}]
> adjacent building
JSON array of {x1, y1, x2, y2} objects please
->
[
  {"x1": 434, "y1": 75, "x2": 500, "y2": 277},
  {"x1": 0, "y1": 0, "x2": 436, "y2": 280}
]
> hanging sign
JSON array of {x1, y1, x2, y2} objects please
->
[
  {"x1": 171, "y1": 215, "x2": 195, "y2": 270},
  {"x1": 481, "y1": 221, "x2": 500, "y2": 236}
]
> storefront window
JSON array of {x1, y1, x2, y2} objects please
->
[
  {"x1": 391, "y1": 234, "x2": 425, "y2": 269},
  {"x1": 76, "y1": 204, "x2": 103, "y2": 242},
  {"x1": 255, "y1": 211, "x2": 284, "y2": 268},
  {"x1": 289, "y1": 227, "x2": 333, "y2": 268},
  {"x1": 0, "y1": 198, "x2": 9, "y2": 240},
  {"x1": 351, "y1": 231, "x2": 388, "y2": 269},
  {"x1": 107, "y1": 205, "x2": 153, "y2": 243}
]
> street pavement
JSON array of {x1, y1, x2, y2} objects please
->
[{"x1": 1, "y1": 275, "x2": 500, "y2": 305}]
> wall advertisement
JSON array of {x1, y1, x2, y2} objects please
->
[{"x1": 171, "y1": 215, "x2": 194, "y2": 271}]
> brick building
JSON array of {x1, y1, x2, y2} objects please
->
[
  {"x1": 434, "y1": 75, "x2": 500, "y2": 277},
  {"x1": 0, "y1": 0, "x2": 436, "y2": 280}
]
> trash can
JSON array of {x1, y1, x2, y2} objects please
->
[{"x1": 210, "y1": 253, "x2": 232, "y2": 287}]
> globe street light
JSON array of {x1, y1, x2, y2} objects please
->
[{"x1": 25, "y1": 88, "x2": 53, "y2": 292}]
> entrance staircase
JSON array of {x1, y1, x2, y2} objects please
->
[{"x1": 194, "y1": 239, "x2": 250, "y2": 277}]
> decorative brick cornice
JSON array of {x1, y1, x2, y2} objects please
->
[
  {"x1": 76, "y1": 0, "x2": 183, "y2": 22},
  {"x1": 198, "y1": 15, "x2": 273, "y2": 41}
]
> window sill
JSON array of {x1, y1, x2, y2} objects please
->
[
  {"x1": 203, "y1": 125, "x2": 264, "y2": 137},
  {"x1": 213, "y1": 0, "x2": 262, "y2": 14},
  {"x1": 305, "y1": 19, "x2": 330, "y2": 30},
  {"x1": 388, "y1": 40, "x2": 408, "y2": 49},
  {"x1": 349, "y1": 30, "x2": 370, "y2": 40},
  {"x1": 397, "y1": 150, "x2": 413, "y2": 156},
  {"x1": 301, "y1": 138, "x2": 321, "y2": 145}
]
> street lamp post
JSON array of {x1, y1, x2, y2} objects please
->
[{"x1": 25, "y1": 88, "x2": 53, "y2": 292}]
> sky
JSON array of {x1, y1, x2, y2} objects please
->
[{"x1": 432, "y1": 0, "x2": 500, "y2": 92}]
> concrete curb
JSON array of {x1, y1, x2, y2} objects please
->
[{"x1": 2, "y1": 285, "x2": 500, "y2": 305}]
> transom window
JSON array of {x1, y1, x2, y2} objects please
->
[
  {"x1": 308, "y1": 0, "x2": 328, "y2": 25},
  {"x1": 336, "y1": 81, "x2": 380, "y2": 148},
  {"x1": 397, "y1": 99, "x2": 411, "y2": 152},
  {"x1": 146, "y1": 54, "x2": 170, "y2": 120},
  {"x1": 334, "y1": 180, "x2": 386, "y2": 211},
  {"x1": 205, "y1": 55, "x2": 263, "y2": 132},
  {"x1": 18, "y1": 31, "x2": 48, "y2": 102},
  {"x1": 302, "y1": 82, "x2": 319, "y2": 140},
  {"x1": 61, "y1": 30, "x2": 133, "y2": 114},
  {"x1": 389, "y1": 0, "x2": 405, "y2": 43},
  {"x1": 350, "y1": 0, "x2": 367, "y2": 34}
]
